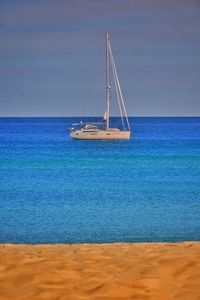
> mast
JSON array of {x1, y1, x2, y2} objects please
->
[{"x1": 106, "y1": 32, "x2": 110, "y2": 129}]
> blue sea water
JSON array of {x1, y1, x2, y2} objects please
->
[{"x1": 0, "y1": 117, "x2": 200, "y2": 244}]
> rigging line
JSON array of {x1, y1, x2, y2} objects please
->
[
  {"x1": 109, "y1": 45, "x2": 125, "y2": 130},
  {"x1": 82, "y1": 36, "x2": 104, "y2": 118},
  {"x1": 110, "y1": 48, "x2": 125, "y2": 129},
  {"x1": 108, "y1": 41, "x2": 126, "y2": 128},
  {"x1": 108, "y1": 41, "x2": 130, "y2": 130}
]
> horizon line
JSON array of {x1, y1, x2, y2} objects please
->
[{"x1": 0, "y1": 115, "x2": 200, "y2": 118}]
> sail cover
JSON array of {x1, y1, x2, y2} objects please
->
[{"x1": 103, "y1": 110, "x2": 107, "y2": 120}]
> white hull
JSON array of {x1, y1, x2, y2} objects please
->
[{"x1": 70, "y1": 129, "x2": 130, "y2": 140}]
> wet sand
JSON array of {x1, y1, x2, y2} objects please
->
[{"x1": 0, "y1": 242, "x2": 200, "y2": 300}]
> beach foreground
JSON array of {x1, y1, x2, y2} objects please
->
[{"x1": 0, "y1": 242, "x2": 200, "y2": 300}]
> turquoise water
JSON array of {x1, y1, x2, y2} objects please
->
[{"x1": 0, "y1": 117, "x2": 200, "y2": 244}]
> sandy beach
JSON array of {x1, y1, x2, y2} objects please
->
[{"x1": 0, "y1": 242, "x2": 199, "y2": 300}]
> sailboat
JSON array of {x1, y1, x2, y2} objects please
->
[{"x1": 70, "y1": 32, "x2": 131, "y2": 140}]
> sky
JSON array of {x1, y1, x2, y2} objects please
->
[{"x1": 0, "y1": 0, "x2": 200, "y2": 116}]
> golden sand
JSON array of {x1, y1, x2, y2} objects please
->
[{"x1": 0, "y1": 242, "x2": 200, "y2": 300}]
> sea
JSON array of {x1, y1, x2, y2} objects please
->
[{"x1": 0, "y1": 117, "x2": 200, "y2": 244}]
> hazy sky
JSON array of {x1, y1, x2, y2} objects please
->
[{"x1": 0, "y1": 0, "x2": 200, "y2": 116}]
